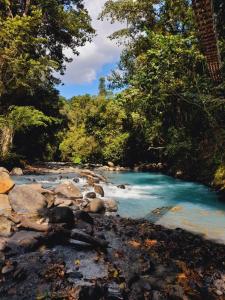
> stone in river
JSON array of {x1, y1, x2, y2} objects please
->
[
  {"x1": 10, "y1": 167, "x2": 23, "y2": 176},
  {"x1": 0, "y1": 172, "x2": 15, "y2": 194},
  {"x1": 104, "y1": 199, "x2": 118, "y2": 212},
  {"x1": 54, "y1": 181, "x2": 82, "y2": 199},
  {"x1": 85, "y1": 192, "x2": 96, "y2": 199},
  {"x1": 8, "y1": 185, "x2": 47, "y2": 215},
  {"x1": 117, "y1": 184, "x2": 126, "y2": 189},
  {"x1": 94, "y1": 185, "x2": 104, "y2": 197}
]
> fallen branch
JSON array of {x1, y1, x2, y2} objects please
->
[{"x1": 70, "y1": 229, "x2": 108, "y2": 249}]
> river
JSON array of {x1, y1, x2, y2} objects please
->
[{"x1": 13, "y1": 170, "x2": 225, "y2": 243}]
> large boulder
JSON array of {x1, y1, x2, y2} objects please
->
[
  {"x1": 0, "y1": 216, "x2": 12, "y2": 237},
  {"x1": 10, "y1": 167, "x2": 23, "y2": 176},
  {"x1": 24, "y1": 183, "x2": 54, "y2": 195},
  {"x1": 0, "y1": 194, "x2": 11, "y2": 215},
  {"x1": 54, "y1": 181, "x2": 82, "y2": 199},
  {"x1": 0, "y1": 167, "x2": 9, "y2": 174},
  {"x1": 8, "y1": 185, "x2": 47, "y2": 215},
  {"x1": 54, "y1": 197, "x2": 73, "y2": 207},
  {"x1": 0, "y1": 172, "x2": 15, "y2": 194},
  {"x1": 94, "y1": 185, "x2": 104, "y2": 197},
  {"x1": 88, "y1": 198, "x2": 105, "y2": 213}
]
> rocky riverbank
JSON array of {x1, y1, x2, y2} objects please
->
[{"x1": 0, "y1": 165, "x2": 225, "y2": 299}]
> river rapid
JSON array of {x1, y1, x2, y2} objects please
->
[{"x1": 13, "y1": 170, "x2": 225, "y2": 244}]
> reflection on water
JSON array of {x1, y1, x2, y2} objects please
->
[{"x1": 13, "y1": 171, "x2": 225, "y2": 243}]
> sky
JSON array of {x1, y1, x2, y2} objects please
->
[{"x1": 57, "y1": 0, "x2": 123, "y2": 99}]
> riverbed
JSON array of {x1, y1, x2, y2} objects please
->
[{"x1": 13, "y1": 170, "x2": 225, "y2": 243}]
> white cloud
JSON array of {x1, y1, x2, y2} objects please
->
[{"x1": 61, "y1": 0, "x2": 123, "y2": 85}]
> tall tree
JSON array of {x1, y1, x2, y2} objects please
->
[{"x1": 98, "y1": 77, "x2": 107, "y2": 96}]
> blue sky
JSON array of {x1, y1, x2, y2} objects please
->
[
  {"x1": 58, "y1": 62, "x2": 117, "y2": 99},
  {"x1": 57, "y1": 0, "x2": 123, "y2": 99}
]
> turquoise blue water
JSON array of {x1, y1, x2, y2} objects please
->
[
  {"x1": 103, "y1": 172, "x2": 225, "y2": 243},
  {"x1": 13, "y1": 171, "x2": 225, "y2": 243}
]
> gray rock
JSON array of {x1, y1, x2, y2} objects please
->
[
  {"x1": 54, "y1": 181, "x2": 82, "y2": 199},
  {"x1": 10, "y1": 167, "x2": 23, "y2": 176},
  {"x1": 8, "y1": 185, "x2": 47, "y2": 215},
  {"x1": 94, "y1": 185, "x2": 104, "y2": 197},
  {"x1": 6, "y1": 230, "x2": 43, "y2": 253}
]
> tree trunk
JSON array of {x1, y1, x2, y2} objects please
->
[{"x1": 0, "y1": 126, "x2": 13, "y2": 158}]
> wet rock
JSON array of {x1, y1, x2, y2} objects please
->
[
  {"x1": 104, "y1": 199, "x2": 118, "y2": 212},
  {"x1": 88, "y1": 198, "x2": 105, "y2": 213},
  {"x1": 54, "y1": 181, "x2": 82, "y2": 199},
  {"x1": 39, "y1": 207, "x2": 74, "y2": 227},
  {"x1": 0, "y1": 172, "x2": 15, "y2": 194},
  {"x1": 8, "y1": 185, "x2": 47, "y2": 215},
  {"x1": 0, "y1": 194, "x2": 11, "y2": 214},
  {"x1": 117, "y1": 184, "x2": 125, "y2": 189},
  {"x1": 10, "y1": 168, "x2": 23, "y2": 176},
  {"x1": 85, "y1": 192, "x2": 96, "y2": 199},
  {"x1": 73, "y1": 177, "x2": 79, "y2": 183},
  {"x1": 94, "y1": 185, "x2": 104, "y2": 197},
  {"x1": 0, "y1": 216, "x2": 12, "y2": 237}
]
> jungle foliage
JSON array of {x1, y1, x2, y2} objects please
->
[{"x1": 61, "y1": 0, "x2": 225, "y2": 183}]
